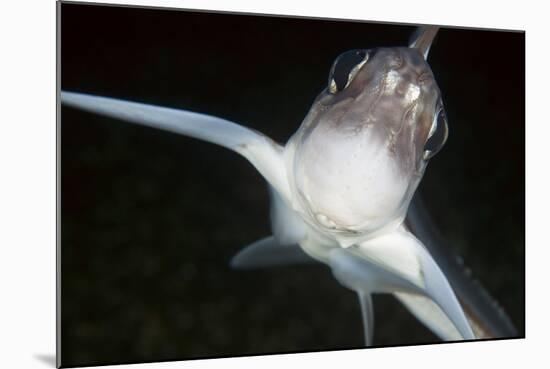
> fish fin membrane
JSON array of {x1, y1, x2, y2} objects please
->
[
  {"x1": 330, "y1": 228, "x2": 475, "y2": 341},
  {"x1": 357, "y1": 291, "x2": 375, "y2": 345},
  {"x1": 356, "y1": 228, "x2": 475, "y2": 340},
  {"x1": 60, "y1": 91, "x2": 290, "y2": 199},
  {"x1": 394, "y1": 292, "x2": 463, "y2": 341},
  {"x1": 230, "y1": 236, "x2": 316, "y2": 270},
  {"x1": 328, "y1": 248, "x2": 420, "y2": 346}
]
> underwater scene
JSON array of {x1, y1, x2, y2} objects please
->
[{"x1": 59, "y1": 2, "x2": 524, "y2": 367}]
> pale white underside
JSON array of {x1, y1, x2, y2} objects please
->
[{"x1": 295, "y1": 121, "x2": 409, "y2": 229}]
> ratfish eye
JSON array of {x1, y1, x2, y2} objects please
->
[
  {"x1": 423, "y1": 106, "x2": 449, "y2": 160},
  {"x1": 328, "y1": 49, "x2": 369, "y2": 94}
]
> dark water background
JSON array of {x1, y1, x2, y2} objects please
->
[{"x1": 60, "y1": 3, "x2": 524, "y2": 367}]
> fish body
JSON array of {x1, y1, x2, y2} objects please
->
[{"x1": 61, "y1": 25, "x2": 517, "y2": 345}]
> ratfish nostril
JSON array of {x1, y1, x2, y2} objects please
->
[
  {"x1": 417, "y1": 72, "x2": 433, "y2": 84},
  {"x1": 389, "y1": 51, "x2": 404, "y2": 69}
]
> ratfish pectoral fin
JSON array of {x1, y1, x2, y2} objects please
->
[
  {"x1": 329, "y1": 248, "x2": 422, "y2": 294},
  {"x1": 60, "y1": 91, "x2": 290, "y2": 199},
  {"x1": 328, "y1": 247, "x2": 422, "y2": 346},
  {"x1": 230, "y1": 236, "x2": 316, "y2": 270},
  {"x1": 353, "y1": 226, "x2": 475, "y2": 340},
  {"x1": 394, "y1": 292, "x2": 463, "y2": 341}
]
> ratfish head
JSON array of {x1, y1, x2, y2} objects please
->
[{"x1": 286, "y1": 27, "x2": 448, "y2": 246}]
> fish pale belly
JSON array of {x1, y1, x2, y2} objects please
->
[{"x1": 294, "y1": 123, "x2": 410, "y2": 230}]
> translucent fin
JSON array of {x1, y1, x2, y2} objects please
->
[
  {"x1": 328, "y1": 248, "x2": 422, "y2": 346},
  {"x1": 268, "y1": 185, "x2": 306, "y2": 246},
  {"x1": 407, "y1": 194, "x2": 518, "y2": 338},
  {"x1": 413, "y1": 240, "x2": 475, "y2": 339},
  {"x1": 408, "y1": 26, "x2": 440, "y2": 59},
  {"x1": 394, "y1": 292, "x2": 463, "y2": 341},
  {"x1": 357, "y1": 291, "x2": 374, "y2": 345},
  {"x1": 358, "y1": 232, "x2": 424, "y2": 288},
  {"x1": 61, "y1": 91, "x2": 290, "y2": 199},
  {"x1": 328, "y1": 248, "x2": 422, "y2": 296},
  {"x1": 230, "y1": 236, "x2": 315, "y2": 270},
  {"x1": 356, "y1": 228, "x2": 475, "y2": 340}
]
